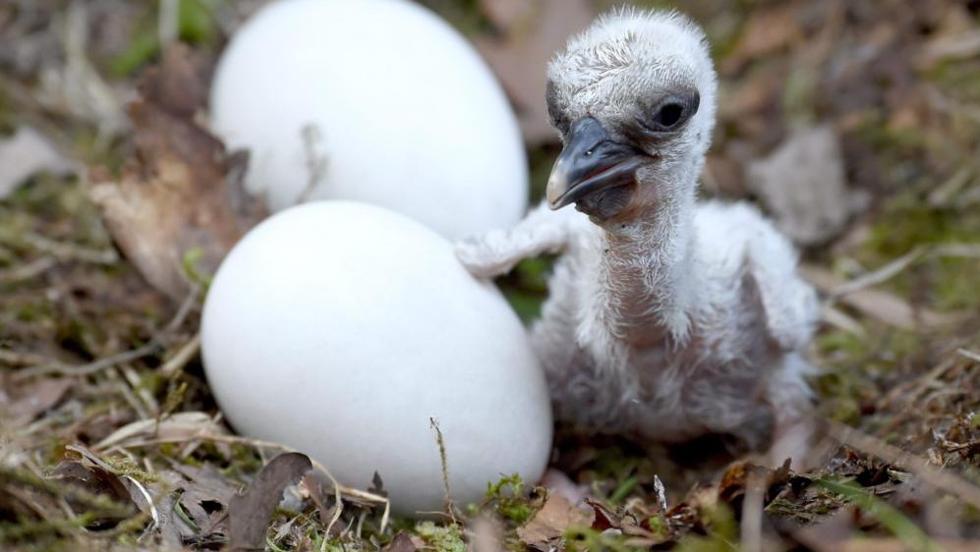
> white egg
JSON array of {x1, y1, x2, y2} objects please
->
[
  {"x1": 201, "y1": 202, "x2": 552, "y2": 516},
  {"x1": 210, "y1": 0, "x2": 528, "y2": 239}
]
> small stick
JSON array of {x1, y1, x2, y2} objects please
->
[
  {"x1": 956, "y1": 348, "x2": 980, "y2": 363},
  {"x1": 740, "y1": 472, "x2": 765, "y2": 552},
  {"x1": 159, "y1": 333, "x2": 201, "y2": 377},
  {"x1": 831, "y1": 247, "x2": 924, "y2": 299},
  {"x1": 430, "y1": 417, "x2": 457, "y2": 524},
  {"x1": 16, "y1": 289, "x2": 200, "y2": 380},
  {"x1": 14, "y1": 342, "x2": 159, "y2": 380}
]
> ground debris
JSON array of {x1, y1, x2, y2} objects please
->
[
  {"x1": 88, "y1": 44, "x2": 266, "y2": 302},
  {"x1": 747, "y1": 125, "x2": 868, "y2": 246}
]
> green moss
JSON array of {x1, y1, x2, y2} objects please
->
[
  {"x1": 867, "y1": 195, "x2": 978, "y2": 256},
  {"x1": 110, "y1": 31, "x2": 160, "y2": 78},
  {"x1": 415, "y1": 521, "x2": 466, "y2": 552},
  {"x1": 99, "y1": 454, "x2": 159, "y2": 483},
  {"x1": 674, "y1": 503, "x2": 738, "y2": 552},
  {"x1": 110, "y1": 0, "x2": 221, "y2": 77},
  {"x1": 502, "y1": 257, "x2": 553, "y2": 322},
  {"x1": 416, "y1": 0, "x2": 493, "y2": 36},
  {"x1": 861, "y1": 192, "x2": 980, "y2": 311},
  {"x1": 485, "y1": 474, "x2": 534, "y2": 524},
  {"x1": 220, "y1": 444, "x2": 264, "y2": 477},
  {"x1": 927, "y1": 58, "x2": 980, "y2": 105},
  {"x1": 814, "y1": 327, "x2": 926, "y2": 422},
  {"x1": 564, "y1": 526, "x2": 635, "y2": 552},
  {"x1": 646, "y1": 514, "x2": 669, "y2": 540},
  {"x1": 817, "y1": 478, "x2": 939, "y2": 551},
  {"x1": 765, "y1": 488, "x2": 842, "y2": 524}
]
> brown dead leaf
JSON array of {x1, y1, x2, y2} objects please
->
[
  {"x1": 747, "y1": 125, "x2": 868, "y2": 246},
  {"x1": 722, "y1": 3, "x2": 804, "y2": 74},
  {"x1": 89, "y1": 45, "x2": 266, "y2": 302},
  {"x1": 517, "y1": 493, "x2": 593, "y2": 550},
  {"x1": 469, "y1": 514, "x2": 506, "y2": 552},
  {"x1": 384, "y1": 532, "x2": 423, "y2": 552},
  {"x1": 479, "y1": 0, "x2": 533, "y2": 30},
  {"x1": 476, "y1": 0, "x2": 594, "y2": 144},
  {"x1": 717, "y1": 459, "x2": 794, "y2": 509},
  {"x1": 168, "y1": 462, "x2": 239, "y2": 507},
  {"x1": 0, "y1": 376, "x2": 71, "y2": 424},
  {"x1": 137, "y1": 42, "x2": 208, "y2": 118},
  {"x1": 49, "y1": 460, "x2": 132, "y2": 509},
  {"x1": 228, "y1": 452, "x2": 313, "y2": 551},
  {"x1": 152, "y1": 463, "x2": 238, "y2": 548},
  {"x1": 48, "y1": 447, "x2": 140, "y2": 527},
  {"x1": 584, "y1": 497, "x2": 618, "y2": 531},
  {"x1": 302, "y1": 472, "x2": 340, "y2": 529}
]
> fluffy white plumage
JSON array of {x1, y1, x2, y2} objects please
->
[{"x1": 457, "y1": 9, "x2": 820, "y2": 459}]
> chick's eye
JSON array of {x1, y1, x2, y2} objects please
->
[
  {"x1": 653, "y1": 103, "x2": 684, "y2": 128},
  {"x1": 639, "y1": 91, "x2": 700, "y2": 134}
]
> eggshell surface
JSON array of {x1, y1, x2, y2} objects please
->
[
  {"x1": 210, "y1": 0, "x2": 528, "y2": 239},
  {"x1": 201, "y1": 202, "x2": 552, "y2": 515}
]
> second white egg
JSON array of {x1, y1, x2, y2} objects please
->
[{"x1": 210, "y1": 0, "x2": 529, "y2": 239}]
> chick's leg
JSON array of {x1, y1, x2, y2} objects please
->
[
  {"x1": 764, "y1": 352, "x2": 817, "y2": 469},
  {"x1": 455, "y1": 202, "x2": 576, "y2": 278}
]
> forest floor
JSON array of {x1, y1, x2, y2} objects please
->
[{"x1": 1, "y1": 0, "x2": 979, "y2": 550}]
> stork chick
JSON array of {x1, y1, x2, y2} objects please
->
[{"x1": 457, "y1": 9, "x2": 819, "y2": 461}]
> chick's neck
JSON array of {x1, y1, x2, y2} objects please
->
[{"x1": 596, "y1": 171, "x2": 699, "y2": 349}]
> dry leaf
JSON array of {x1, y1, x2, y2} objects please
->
[
  {"x1": 0, "y1": 126, "x2": 76, "y2": 198},
  {"x1": 89, "y1": 44, "x2": 266, "y2": 302},
  {"x1": 302, "y1": 472, "x2": 340, "y2": 529},
  {"x1": 0, "y1": 376, "x2": 71, "y2": 424},
  {"x1": 747, "y1": 125, "x2": 868, "y2": 246},
  {"x1": 717, "y1": 459, "x2": 793, "y2": 508},
  {"x1": 479, "y1": 0, "x2": 533, "y2": 30},
  {"x1": 476, "y1": 0, "x2": 594, "y2": 144},
  {"x1": 584, "y1": 497, "x2": 618, "y2": 531},
  {"x1": 153, "y1": 463, "x2": 238, "y2": 547},
  {"x1": 136, "y1": 43, "x2": 208, "y2": 118},
  {"x1": 384, "y1": 532, "x2": 421, "y2": 552},
  {"x1": 722, "y1": 3, "x2": 804, "y2": 73},
  {"x1": 48, "y1": 446, "x2": 143, "y2": 527},
  {"x1": 469, "y1": 514, "x2": 506, "y2": 552},
  {"x1": 517, "y1": 493, "x2": 593, "y2": 550},
  {"x1": 168, "y1": 462, "x2": 239, "y2": 507},
  {"x1": 228, "y1": 452, "x2": 313, "y2": 551},
  {"x1": 49, "y1": 459, "x2": 130, "y2": 505}
]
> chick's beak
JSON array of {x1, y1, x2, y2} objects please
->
[{"x1": 546, "y1": 117, "x2": 644, "y2": 210}]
